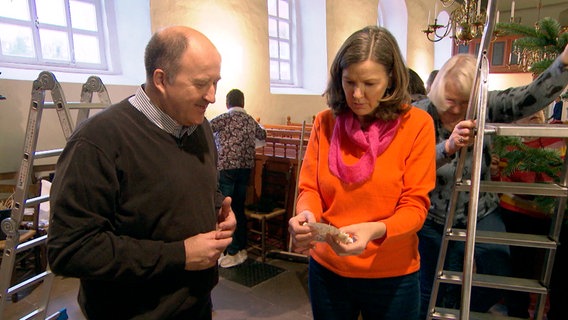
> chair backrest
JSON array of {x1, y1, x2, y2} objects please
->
[{"x1": 256, "y1": 159, "x2": 293, "y2": 212}]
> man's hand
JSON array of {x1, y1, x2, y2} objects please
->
[
  {"x1": 183, "y1": 231, "x2": 232, "y2": 270},
  {"x1": 182, "y1": 197, "x2": 236, "y2": 270},
  {"x1": 217, "y1": 197, "x2": 236, "y2": 237}
]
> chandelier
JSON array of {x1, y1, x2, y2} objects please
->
[{"x1": 422, "y1": 0, "x2": 486, "y2": 44}]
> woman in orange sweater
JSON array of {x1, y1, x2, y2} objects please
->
[{"x1": 288, "y1": 26, "x2": 436, "y2": 320}]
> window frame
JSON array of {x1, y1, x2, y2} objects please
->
[
  {"x1": 268, "y1": 0, "x2": 296, "y2": 86},
  {"x1": 0, "y1": 0, "x2": 113, "y2": 73},
  {"x1": 452, "y1": 35, "x2": 523, "y2": 73}
]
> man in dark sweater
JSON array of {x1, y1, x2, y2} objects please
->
[{"x1": 47, "y1": 26, "x2": 236, "y2": 320}]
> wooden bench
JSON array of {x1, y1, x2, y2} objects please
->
[{"x1": 257, "y1": 117, "x2": 312, "y2": 161}]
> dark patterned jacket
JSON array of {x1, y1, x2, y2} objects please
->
[{"x1": 210, "y1": 107, "x2": 266, "y2": 171}]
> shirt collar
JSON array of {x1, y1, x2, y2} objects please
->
[
  {"x1": 228, "y1": 106, "x2": 247, "y2": 114},
  {"x1": 129, "y1": 85, "x2": 196, "y2": 138}
]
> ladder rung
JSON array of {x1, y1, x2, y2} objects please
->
[
  {"x1": 432, "y1": 307, "x2": 527, "y2": 320},
  {"x1": 447, "y1": 229, "x2": 557, "y2": 249},
  {"x1": 439, "y1": 271, "x2": 548, "y2": 293},
  {"x1": 19, "y1": 308, "x2": 41, "y2": 320},
  {"x1": 45, "y1": 309, "x2": 68, "y2": 320},
  {"x1": 25, "y1": 194, "x2": 50, "y2": 206},
  {"x1": 43, "y1": 102, "x2": 107, "y2": 109},
  {"x1": 485, "y1": 123, "x2": 568, "y2": 138},
  {"x1": 7, "y1": 270, "x2": 50, "y2": 296},
  {"x1": 455, "y1": 180, "x2": 568, "y2": 196},
  {"x1": 18, "y1": 308, "x2": 65, "y2": 320},
  {"x1": 431, "y1": 307, "x2": 459, "y2": 320},
  {"x1": 34, "y1": 148, "x2": 63, "y2": 159},
  {"x1": 15, "y1": 234, "x2": 47, "y2": 254}
]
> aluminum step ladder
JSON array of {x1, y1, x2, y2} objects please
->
[
  {"x1": 0, "y1": 71, "x2": 110, "y2": 320},
  {"x1": 428, "y1": 123, "x2": 568, "y2": 320},
  {"x1": 427, "y1": 1, "x2": 567, "y2": 319}
]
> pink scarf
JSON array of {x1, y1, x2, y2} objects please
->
[{"x1": 329, "y1": 114, "x2": 401, "y2": 184}]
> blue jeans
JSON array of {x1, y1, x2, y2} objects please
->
[
  {"x1": 418, "y1": 209, "x2": 511, "y2": 319},
  {"x1": 219, "y1": 168, "x2": 251, "y2": 255},
  {"x1": 308, "y1": 258, "x2": 420, "y2": 320}
]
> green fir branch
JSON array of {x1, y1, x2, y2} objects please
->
[
  {"x1": 493, "y1": 136, "x2": 562, "y2": 178},
  {"x1": 492, "y1": 136, "x2": 564, "y2": 213},
  {"x1": 530, "y1": 60, "x2": 554, "y2": 75},
  {"x1": 559, "y1": 33, "x2": 568, "y2": 49},
  {"x1": 495, "y1": 17, "x2": 566, "y2": 74},
  {"x1": 513, "y1": 37, "x2": 548, "y2": 49},
  {"x1": 538, "y1": 17, "x2": 561, "y2": 43},
  {"x1": 495, "y1": 22, "x2": 539, "y2": 37}
]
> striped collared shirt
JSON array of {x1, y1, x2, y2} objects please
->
[{"x1": 128, "y1": 85, "x2": 196, "y2": 138}]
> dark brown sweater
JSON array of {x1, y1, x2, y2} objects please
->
[{"x1": 48, "y1": 98, "x2": 223, "y2": 319}]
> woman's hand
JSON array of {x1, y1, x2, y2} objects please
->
[
  {"x1": 288, "y1": 210, "x2": 316, "y2": 254},
  {"x1": 326, "y1": 221, "x2": 386, "y2": 256},
  {"x1": 445, "y1": 119, "x2": 476, "y2": 156}
]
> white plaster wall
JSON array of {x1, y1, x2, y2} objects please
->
[{"x1": 149, "y1": 0, "x2": 379, "y2": 126}]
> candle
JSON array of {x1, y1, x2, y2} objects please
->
[
  {"x1": 434, "y1": 1, "x2": 438, "y2": 17},
  {"x1": 496, "y1": 10, "x2": 500, "y2": 23},
  {"x1": 477, "y1": 0, "x2": 481, "y2": 16},
  {"x1": 428, "y1": 10, "x2": 431, "y2": 24},
  {"x1": 511, "y1": 1, "x2": 515, "y2": 20}
]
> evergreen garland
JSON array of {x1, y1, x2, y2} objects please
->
[
  {"x1": 492, "y1": 18, "x2": 567, "y2": 216},
  {"x1": 496, "y1": 17, "x2": 568, "y2": 74},
  {"x1": 492, "y1": 135, "x2": 564, "y2": 213}
]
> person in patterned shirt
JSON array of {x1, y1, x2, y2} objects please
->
[{"x1": 210, "y1": 89, "x2": 266, "y2": 268}]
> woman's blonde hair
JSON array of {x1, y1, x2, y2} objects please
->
[{"x1": 428, "y1": 54, "x2": 476, "y2": 112}]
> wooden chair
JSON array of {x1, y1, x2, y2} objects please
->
[{"x1": 245, "y1": 158, "x2": 293, "y2": 262}]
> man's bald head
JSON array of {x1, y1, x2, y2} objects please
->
[
  {"x1": 142, "y1": 26, "x2": 222, "y2": 126},
  {"x1": 144, "y1": 26, "x2": 220, "y2": 83}
]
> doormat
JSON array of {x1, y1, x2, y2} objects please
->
[{"x1": 219, "y1": 259, "x2": 285, "y2": 287}]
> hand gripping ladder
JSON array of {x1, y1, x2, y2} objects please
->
[
  {"x1": 0, "y1": 71, "x2": 110, "y2": 319},
  {"x1": 426, "y1": 1, "x2": 568, "y2": 319}
]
